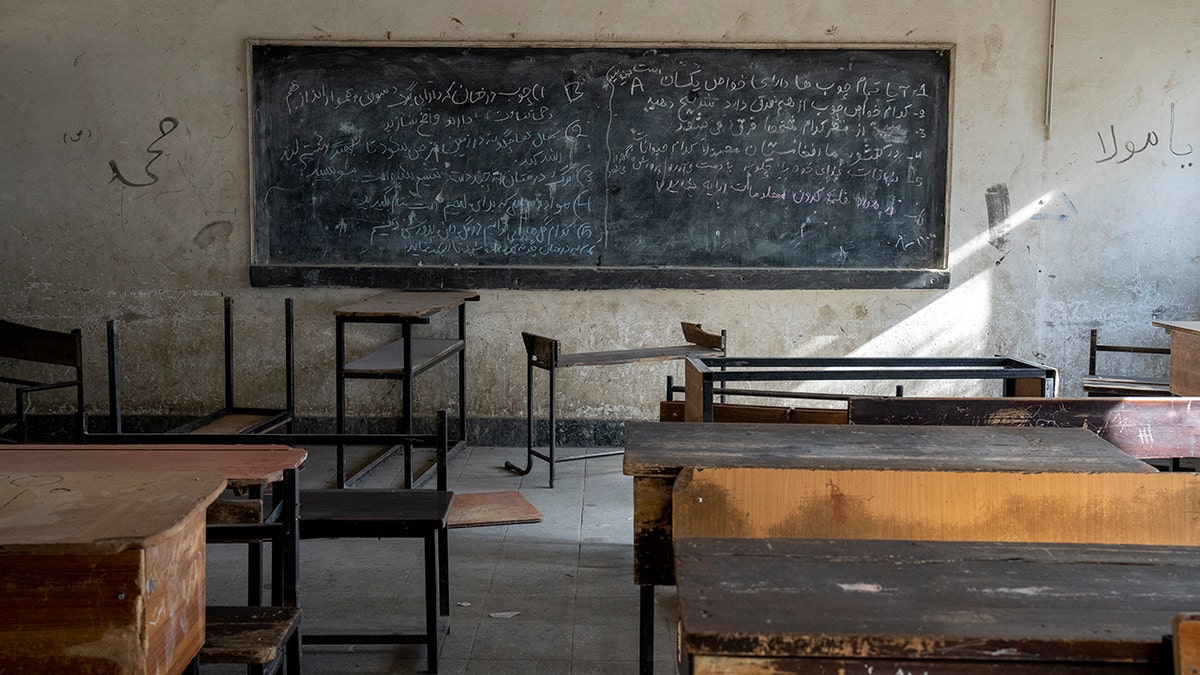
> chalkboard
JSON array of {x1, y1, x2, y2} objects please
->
[{"x1": 249, "y1": 42, "x2": 952, "y2": 289}]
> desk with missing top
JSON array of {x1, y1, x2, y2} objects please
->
[
  {"x1": 623, "y1": 421, "x2": 1157, "y2": 674},
  {"x1": 335, "y1": 290, "x2": 479, "y2": 488}
]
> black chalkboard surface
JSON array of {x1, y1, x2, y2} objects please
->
[{"x1": 249, "y1": 42, "x2": 951, "y2": 289}]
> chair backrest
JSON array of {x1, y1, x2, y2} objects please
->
[
  {"x1": 0, "y1": 320, "x2": 85, "y2": 442},
  {"x1": 1088, "y1": 328, "x2": 1170, "y2": 376}
]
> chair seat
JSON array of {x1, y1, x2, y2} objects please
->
[
  {"x1": 200, "y1": 605, "x2": 301, "y2": 665},
  {"x1": 299, "y1": 489, "x2": 453, "y2": 538}
]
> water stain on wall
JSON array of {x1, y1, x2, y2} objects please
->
[
  {"x1": 192, "y1": 220, "x2": 233, "y2": 250},
  {"x1": 985, "y1": 184, "x2": 1011, "y2": 250},
  {"x1": 982, "y1": 24, "x2": 1004, "y2": 75}
]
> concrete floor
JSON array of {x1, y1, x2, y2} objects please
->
[{"x1": 206, "y1": 444, "x2": 680, "y2": 674}]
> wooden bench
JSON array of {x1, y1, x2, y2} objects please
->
[
  {"x1": 505, "y1": 322, "x2": 725, "y2": 487},
  {"x1": 1083, "y1": 328, "x2": 1171, "y2": 396},
  {"x1": 672, "y1": 451, "x2": 1200, "y2": 673},
  {"x1": 846, "y1": 395, "x2": 1200, "y2": 469},
  {"x1": 0, "y1": 319, "x2": 85, "y2": 442}
]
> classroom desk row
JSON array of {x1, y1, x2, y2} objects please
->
[
  {"x1": 623, "y1": 421, "x2": 1200, "y2": 675},
  {"x1": 0, "y1": 445, "x2": 306, "y2": 674}
]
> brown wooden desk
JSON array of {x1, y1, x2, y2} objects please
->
[
  {"x1": 676, "y1": 537, "x2": 1200, "y2": 674},
  {"x1": 1155, "y1": 320, "x2": 1200, "y2": 395},
  {"x1": 335, "y1": 289, "x2": 479, "y2": 487},
  {"x1": 622, "y1": 421, "x2": 1156, "y2": 674},
  {"x1": 0, "y1": 445, "x2": 307, "y2": 673},
  {"x1": 0, "y1": 469, "x2": 226, "y2": 674}
]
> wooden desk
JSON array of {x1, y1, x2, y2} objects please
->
[
  {"x1": 675, "y1": 537, "x2": 1200, "y2": 674},
  {"x1": 623, "y1": 421, "x2": 1156, "y2": 674},
  {"x1": 335, "y1": 289, "x2": 479, "y2": 487},
  {"x1": 1155, "y1": 320, "x2": 1200, "y2": 395},
  {"x1": 0, "y1": 469, "x2": 226, "y2": 674},
  {"x1": 0, "y1": 445, "x2": 307, "y2": 606}
]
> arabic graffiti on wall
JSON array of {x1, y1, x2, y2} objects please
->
[
  {"x1": 1095, "y1": 102, "x2": 1193, "y2": 167},
  {"x1": 108, "y1": 117, "x2": 179, "y2": 187}
]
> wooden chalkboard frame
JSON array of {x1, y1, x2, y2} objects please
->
[{"x1": 247, "y1": 40, "x2": 954, "y2": 290}]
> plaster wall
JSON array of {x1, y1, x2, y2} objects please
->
[{"x1": 1, "y1": 1, "x2": 1197, "y2": 423}]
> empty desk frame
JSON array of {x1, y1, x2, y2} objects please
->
[
  {"x1": 1083, "y1": 328, "x2": 1171, "y2": 396},
  {"x1": 506, "y1": 322, "x2": 725, "y2": 487},
  {"x1": 106, "y1": 297, "x2": 295, "y2": 436},
  {"x1": 334, "y1": 290, "x2": 478, "y2": 488},
  {"x1": 679, "y1": 354, "x2": 1059, "y2": 423}
]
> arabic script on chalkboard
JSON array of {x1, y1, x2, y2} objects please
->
[{"x1": 251, "y1": 46, "x2": 950, "y2": 286}]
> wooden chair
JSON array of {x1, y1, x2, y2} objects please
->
[
  {"x1": 0, "y1": 319, "x2": 85, "y2": 443},
  {"x1": 505, "y1": 322, "x2": 726, "y2": 487},
  {"x1": 191, "y1": 450, "x2": 303, "y2": 675},
  {"x1": 1082, "y1": 328, "x2": 1171, "y2": 396},
  {"x1": 107, "y1": 297, "x2": 294, "y2": 435}
]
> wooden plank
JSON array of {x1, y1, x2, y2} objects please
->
[
  {"x1": 0, "y1": 470, "x2": 226, "y2": 554},
  {"x1": 522, "y1": 332, "x2": 558, "y2": 367},
  {"x1": 1175, "y1": 614, "x2": 1200, "y2": 675},
  {"x1": 207, "y1": 497, "x2": 263, "y2": 525},
  {"x1": 559, "y1": 344, "x2": 719, "y2": 368},
  {"x1": 1169, "y1": 330, "x2": 1200, "y2": 396},
  {"x1": 201, "y1": 606, "x2": 301, "y2": 665},
  {"x1": 622, "y1": 422, "x2": 1155, "y2": 479},
  {"x1": 684, "y1": 358, "x2": 705, "y2": 422},
  {"x1": 673, "y1": 466, "x2": 1200, "y2": 546},
  {"x1": 675, "y1": 537, "x2": 1188, "y2": 668},
  {"x1": 680, "y1": 322, "x2": 724, "y2": 350},
  {"x1": 845, "y1": 396, "x2": 1200, "y2": 460},
  {"x1": 0, "y1": 446, "x2": 307, "y2": 488},
  {"x1": 691, "y1": 655, "x2": 1157, "y2": 674},
  {"x1": 334, "y1": 290, "x2": 479, "y2": 318},
  {"x1": 143, "y1": 505, "x2": 208, "y2": 675},
  {"x1": 448, "y1": 491, "x2": 541, "y2": 528},
  {"x1": 188, "y1": 412, "x2": 284, "y2": 435},
  {"x1": 659, "y1": 400, "x2": 847, "y2": 424}
]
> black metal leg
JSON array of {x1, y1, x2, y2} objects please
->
[
  {"x1": 548, "y1": 365, "x2": 556, "y2": 489},
  {"x1": 425, "y1": 530, "x2": 439, "y2": 674},
  {"x1": 640, "y1": 584, "x2": 655, "y2": 675},
  {"x1": 503, "y1": 357, "x2": 536, "y2": 477},
  {"x1": 438, "y1": 527, "x2": 450, "y2": 618},
  {"x1": 335, "y1": 317, "x2": 347, "y2": 488},
  {"x1": 402, "y1": 322, "x2": 414, "y2": 489},
  {"x1": 248, "y1": 484, "x2": 263, "y2": 606},
  {"x1": 458, "y1": 303, "x2": 467, "y2": 444}
]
